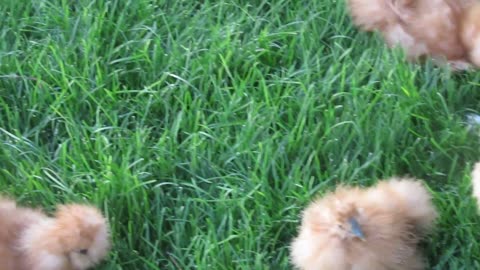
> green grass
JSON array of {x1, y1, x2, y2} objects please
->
[{"x1": 1, "y1": 0, "x2": 480, "y2": 269}]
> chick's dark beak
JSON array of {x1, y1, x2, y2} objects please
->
[{"x1": 348, "y1": 217, "x2": 365, "y2": 240}]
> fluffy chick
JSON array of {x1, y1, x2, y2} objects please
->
[
  {"x1": 346, "y1": 0, "x2": 478, "y2": 70},
  {"x1": 0, "y1": 197, "x2": 110, "y2": 270},
  {"x1": 290, "y1": 178, "x2": 437, "y2": 270},
  {"x1": 471, "y1": 162, "x2": 480, "y2": 209},
  {"x1": 461, "y1": 2, "x2": 480, "y2": 67}
]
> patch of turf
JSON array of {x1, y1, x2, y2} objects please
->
[{"x1": 1, "y1": 0, "x2": 480, "y2": 269}]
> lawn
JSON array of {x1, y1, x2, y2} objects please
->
[{"x1": 1, "y1": 0, "x2": 480, "y2": 269}]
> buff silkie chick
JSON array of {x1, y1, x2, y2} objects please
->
[
  {"x1": 290, "y1": 178, "x2": 438, "y2": 270},
  {"x1": 470, "y1": 162, "x2": 480, "y2": 209},
  {"x1": 461, "y1": 2, "x2": 480, "y2": 67},
  {"x1": 346, "y1": 0, "x2": 477, "y2": 70},
  {"x1": 0, "y1": 196, "x2": 111, "y2": 270}
]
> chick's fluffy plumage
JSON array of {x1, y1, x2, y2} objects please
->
[
  {"x1": 346, "y1": 0, "x2": 480, "y2": 69},
  {"x1": 290, "y1": 178, "x2": 437, "y2": 270},
  {"x1": 0, "y1": 197, "x2": 110, "y2": 270}
]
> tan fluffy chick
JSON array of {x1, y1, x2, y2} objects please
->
[
  {"x1": 471, "y1": 162, "x2": 480, "y2": 209},
  {"x1": 290, "y1": 178, "x2": 438, "y2": 270},
  {"x1": 346, "y1": 0, "x2": 478, "y2": 70},
  {"x1": 461, "y1": 2, "x2": 480, "y2": 67},
  {"x1": 0, "y1": 196, "x2": 111, "y2": 270}
]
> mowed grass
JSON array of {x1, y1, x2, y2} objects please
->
[{"x1": 2, "y1": 0, "x2": 480, "y2": 269}]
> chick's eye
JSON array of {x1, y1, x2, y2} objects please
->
[{"x1": 78, "y1": 249, "x2": 88, "y2": 255}]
